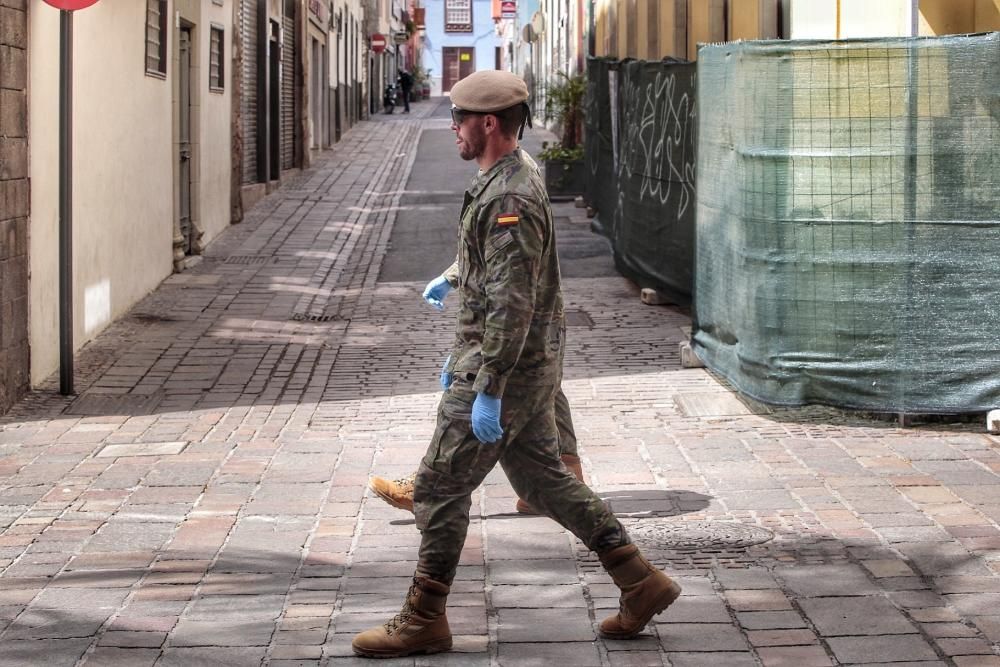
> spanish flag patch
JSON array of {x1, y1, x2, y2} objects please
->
[{"x1": 496, "y1": 213, "x2": 519, "y2": 226}]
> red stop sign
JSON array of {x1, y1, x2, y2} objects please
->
[
  {"x1": 371, "y1": 33, "x2": 387, "y2": 54},
  {"x1": 42, "y1": 0, "x2": 100, "y2": 9}
]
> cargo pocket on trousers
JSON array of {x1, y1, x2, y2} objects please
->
[{"x1": 546, "y1": 318, "x2": 564, "y2": 355}]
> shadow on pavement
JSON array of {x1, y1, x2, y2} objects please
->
[
  {"x1": 387, "y1": 489, "x2": 714, "y2": 527},
  {"x1": 0, "y1": 534, "x2": 993, "y2": 665}
]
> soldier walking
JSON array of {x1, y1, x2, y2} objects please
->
[
  {"x1": 369, "y1": 250, "x2": 585, "y2": 515},
  {"x1": 351, "y1": 70, "x2": 681, "y2": 658}
]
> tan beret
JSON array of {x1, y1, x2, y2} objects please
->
[{"x1": 450, "y1": 70, "x2": 529, "y2": 112}]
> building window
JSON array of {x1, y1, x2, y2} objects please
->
[
  {"x1": 145, "y1": 0, "x2": 168, "y2": 77},
  {"x1": 445, "y1": 0, "x2": 472, "y2": 32},
  {"x1": 209, "y1": 25, "x2": 225, "y2": 91}
]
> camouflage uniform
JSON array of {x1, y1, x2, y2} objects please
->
[
  {"x1": 413, "y1": 148, "x2": 627, "y2": 584},
  {"x1": 441, "y1": 262, "x2": 578, "y2": 455}
]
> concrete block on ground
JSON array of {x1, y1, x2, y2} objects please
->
[
  {"x1": 641, "y1": 288, "x2": 672, "y2": 306},
  {"x1": 680, "y1": 340, "x2": 705, "y2": 368},
  {"x1": 987, "y1": 410, "x2": 1000, "y2": 434}
]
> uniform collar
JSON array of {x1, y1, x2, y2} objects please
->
[{"x1": 468, "y1": 148, "x2": 524, "y2": 197}]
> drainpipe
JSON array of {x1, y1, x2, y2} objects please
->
[{"x1": 59, "y1": 10, "x2": 74, "y2": 395}]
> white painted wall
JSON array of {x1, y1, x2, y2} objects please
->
[
  {"x1": 197, "y1": 1, "x2": 234, "y2": 243},
  {"x1": 327, "y1": 1, "x2": 365, "y2": 89},
  {"x1": 29, "y1": 1, "x2": 173, "y2": 384},
  {"x1": 28, "y1": 0, "x2": 234, "y2": 385},
  {"x1": 790, "y1": 0, "x2": 915, "y2": 38}
]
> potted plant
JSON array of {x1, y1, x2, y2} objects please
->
[
  {"x1": 421, "y1": 68, "x2": 432, "y2": 99},
  {"x1": 412, "y1": 64, "x2": 432, "y2": 100},
  {"x1": 538, "y1": 71, "x2": 587, "y2": 200}
]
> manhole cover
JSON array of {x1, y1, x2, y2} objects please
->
[
  {"x1": 625, "y1": 519, "x2": 774, "y2": 551},
  {"x1": 290, "y1": 312, "x2": 341, "y2": 322}
]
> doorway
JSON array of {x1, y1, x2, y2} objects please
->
[
  {"x1": 177, "y1": 27, "x2": 194, "y2": 257},
  {"x1": 268, "y1": 20, "x2": 281, "y2": 181},
  {"x1": 311, "y1": 37, "x2": 326, "y2": 149},
  {"x1": 442, "y1": 47, "x2": 474, "y2": 93}
]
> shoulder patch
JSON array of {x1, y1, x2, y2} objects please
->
[{"x1": 496, "y1": 212, "x2": 519, "y2": 227}]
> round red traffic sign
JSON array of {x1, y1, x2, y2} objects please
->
[
  {"x1": 371, "y1": 33, "x2": 387, "y2": 53},
  {"x1": 42, "y1": 0, "x2": 100, "y2": 9}
]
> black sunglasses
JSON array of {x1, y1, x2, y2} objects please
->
[{"x1": 450, "y1": 106, "x2": 485, "y2": 125}]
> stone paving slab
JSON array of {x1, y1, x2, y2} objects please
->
[{"x1": 0, "y1": 97, "x2": 998, "y2": 665}]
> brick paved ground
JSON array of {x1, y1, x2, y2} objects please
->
[{"x1": 1, "y1": 98, "x2": 999, "y2": 666}]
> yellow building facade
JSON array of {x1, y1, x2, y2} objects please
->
[{"x1": 592, "y1": 0, "x2": 1000, "y2": 61}]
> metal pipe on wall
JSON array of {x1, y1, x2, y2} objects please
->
[{"x1": 59, "y1": 10, "x2": 74, "y2": 395}]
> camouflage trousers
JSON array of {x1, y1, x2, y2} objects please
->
[
  {"x1": 553, "y1": 388, "x2": 578, "y2": 457},
  {"x1": 412, "y1": 378, "x2": 628, "y2": 584}
]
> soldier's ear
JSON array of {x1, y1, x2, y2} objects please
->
[{"x1": 484, "y1": 114, "x2": 498, "y2": 134}]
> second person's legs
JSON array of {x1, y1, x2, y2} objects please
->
[
  {"x1": 370, "y1": 384, "x2": 585, "y2": 514},
  {"x1": 515, "y1": 387, "x2": 583, "y2": 513}
]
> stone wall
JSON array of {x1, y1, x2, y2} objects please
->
[{"x1": 0, "y1": 0, "x2": 29, "y2": 413}]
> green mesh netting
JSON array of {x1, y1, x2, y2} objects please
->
[
  {"x1": 586, "y1": 57, "x2": 697, "y2": 305},
  {"x1": 586, "y1": 57, "x2": 622, "y2": 241},
  {"x1": 693, "y1": 32, "x2": 1000, "y2": 413}
]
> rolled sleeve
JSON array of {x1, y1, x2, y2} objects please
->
[{"x1": 442, "y1": 259, "x2": 460, "y2": 287}]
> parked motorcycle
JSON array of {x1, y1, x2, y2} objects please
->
[{"x1": 383, "y1": 82, "x2": 398, "y2": 114}]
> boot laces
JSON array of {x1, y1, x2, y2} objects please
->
[
  {"x1": 393, "y1": 473, "x2": 416, "y2": 492},
  {"x1": 383, "y1": 579, "x2": 419, "y2": 634}
]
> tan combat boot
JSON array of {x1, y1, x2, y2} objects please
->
[
  {"x1": 598, "y1": 543, "x2": 681, "y2": 639},
  {"x1": 351, "y1": 576, "x2": 452, "y2": 658},
  {"x1": 515, "y1": 454, "x2": 585, "y2": 514},
  {"x1": 368, "y1": 473, "x2": 415, "y2": 512}
]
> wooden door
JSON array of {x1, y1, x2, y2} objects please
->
[
  {"x1": 442, "y1": 46, "x2": 475, "y2": 92},
  {"x1": 178, "y1": 28, "x2": 193, "y2": 256}
]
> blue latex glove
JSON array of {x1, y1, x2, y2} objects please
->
[
  {"x1": 422, "y1": 275, "x2": 452, "y2": 311},
  {"x1": 440, "y1": 355, "x2": 453, "y2": 390},
  {"x1": 471, "y1": 393, "x2": 503, "y2": 444}
]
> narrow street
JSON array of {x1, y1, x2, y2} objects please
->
[{"x1": 1, "y1": 99, "x2": 999, "y2": 666}]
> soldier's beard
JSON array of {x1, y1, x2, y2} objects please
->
[{"x1": 458, "y1": 123, "x2": 487, "y2": 161}]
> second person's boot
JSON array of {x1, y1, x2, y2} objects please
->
[
  {"x1": 515, "y1": 453, "x2": 585, "y2": 514},
  {"x1": 368, "y1": 473, "x2": 415, "y2": 512},
  {"x1": 598, "y1": 543, "x2": 681, "y2": 639},
  {"x1": 351, "y1": 576, "x2": 452, "y2": 657}
]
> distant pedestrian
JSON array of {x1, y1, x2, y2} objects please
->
[
  {"x1": 398, "y1": 68, "x2": 413, "y2": 113},
  {"x1": 351, "y1": 69, "x2": 681, "y2": 659}
]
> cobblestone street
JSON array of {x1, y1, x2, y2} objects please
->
[{"x1": 1, "y1": 98, "x2": 999, "y2": 666}]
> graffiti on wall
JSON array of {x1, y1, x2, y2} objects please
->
[
  {"x1": 617, "y1": 66, "x2": 696, "y2": 218},
  {"x1": 585, "y1": 57, "x2": 697, "y2": 304}
]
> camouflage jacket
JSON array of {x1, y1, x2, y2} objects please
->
[{"x1": 444, "y1": 148, "x2": 565, "y2": 397}]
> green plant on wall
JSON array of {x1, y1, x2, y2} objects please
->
[
  {"x1": 412, "y1": 63, "x2": 430, "y2": 84},
  {"x1": 538, "y1": 71, "x2": 587, "y2": 162},
  {"x1": 538, "y1": 141, "x2": 584, "y2": 163}
]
